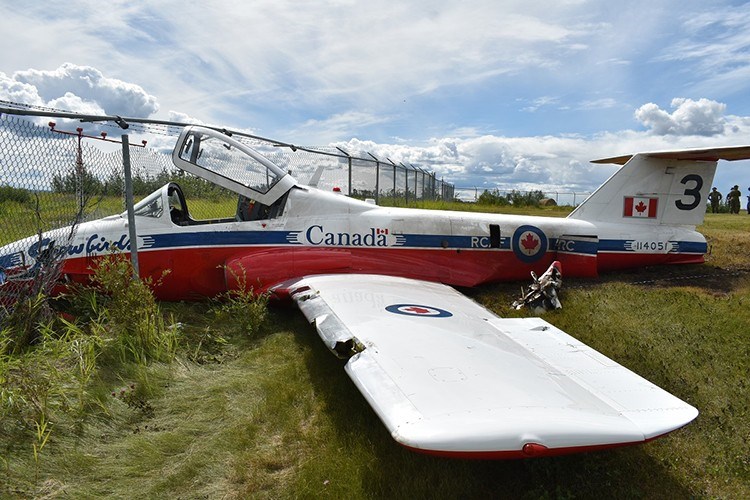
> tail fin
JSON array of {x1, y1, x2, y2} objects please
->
[{"x1": 568, "y1": 146, "x2": 750, "y2": 227}]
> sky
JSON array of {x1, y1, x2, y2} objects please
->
[{"x1": 2, "y1": 0, "x2": 750, "y2": 197}]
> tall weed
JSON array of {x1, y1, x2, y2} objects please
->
[
  {"x1": 0, "y1": 320, "x2": 73, "y2": 433},
  {"x1": 0, "y1": 292, "x2": 55, "y2": 355},
  {"x1": 212, "y1": 265, "x2": 269, "y2": 338},
  {"x1": 92, "y1": 255, "x2": 177, "y2": 363}
]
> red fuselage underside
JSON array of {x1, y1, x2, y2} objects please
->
[{"x1": 58, "y1": 245, "x2": 703, "y2": 301}]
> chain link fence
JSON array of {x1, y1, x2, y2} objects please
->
[
  {"x1": 0, "y1": 107, "x2": 456, "y2": 319},
  {"x1": 0, "y1": 109, "x2": 457, "y2": 239},
  {"x1": 454, "y1": 187, "x2": 591, "y2": 206}
]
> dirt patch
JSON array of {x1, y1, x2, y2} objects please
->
[{"x1": 570, "y1": 264, "x2": 750, "y2": 295}]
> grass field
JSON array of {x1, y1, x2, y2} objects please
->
[
  {"x1": 1, "y1": 204, "x2": 749, "y2": 498},
  {"x1": 0, "y1": 192, "x2": 239, "y2": 246}
]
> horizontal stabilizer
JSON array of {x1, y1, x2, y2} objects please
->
[{"x1": 592, "y1": 145, "x2": 750, "y2": 165}]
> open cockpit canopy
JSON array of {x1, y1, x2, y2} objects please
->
[{"x1": 172, "y1": 126, "x2": 297, "y2": 206}]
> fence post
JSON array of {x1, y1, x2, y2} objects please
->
[
  {"x1": 336, "y1": 147, "x2": 353, "y2": 196},
  {"x1": 387, "y1": 157, "x2": 398, "y2": 204},
  {"x1": 392, "y1": 163, "x2": 397, "y2": 200},
  {"x1": 122, "y1": 134, "x2": 139, "y2": 279},
  {"x1": 417, "y1": 166, "x2": 425, "y2": 200},
  {"x1": 75, "y1": 128, "x2": 85, "y2": 214},
  {"x1": 404, "y1": 165, "x2": 409, "y2": 205},
  {"x1": 366, "y1": 152, "x2": 380, "y2": 204},
  {"x1": 375, "y1": 160, "x2": 380, "y2": 205},
  {"x1": 410, "y1": 165, "x2": 417, "y2": 201},
  {"x1": 347, "y1": 156, "x2": 352, "y2": 196}
]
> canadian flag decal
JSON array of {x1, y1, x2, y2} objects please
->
[{"x1": 623, "y1": 197, "x2": 658, "y2": 218}]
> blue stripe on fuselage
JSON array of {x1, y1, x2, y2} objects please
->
[
  {"x1": 0, "y1": 252, "x2": 24, "y2": 268},
  {"x1": 673, "y1": 240, "x2": 708, "y2": 254},
  {"x1": 142, "y1": 231, "x2": 298, "y2": 249},
  {"x1": 138, "y1": 231, "x2": 702, "y2": 255},
  {"x1": 599, "y1": 239, "x2": 707, "y2": 254},
  {"x1": 399, "y1": 234, "x2": 511, "y2": 249}
]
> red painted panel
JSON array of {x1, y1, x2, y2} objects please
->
[
  {"x1": 53, "y1": 245, "x2": 703, "y2": 301},
  {"x1": 598, "y1": 252, "x2": 705, "y2": 272}
]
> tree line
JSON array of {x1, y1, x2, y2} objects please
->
[
  {"x1": 49, "y1": 167, "x2": 231, "y2": 200},
  {"x1": 477, "y1": 188, "x2": 546, "y2": 206}
]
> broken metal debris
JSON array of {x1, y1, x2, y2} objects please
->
[{"x1": 512, "y1": 261, "x2": 563, "y2": 314}]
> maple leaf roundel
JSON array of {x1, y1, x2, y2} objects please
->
[{"x1": 512, "y1": 225, "x2": 548, "y2": 263}]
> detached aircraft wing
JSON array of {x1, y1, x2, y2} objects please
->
[{"x1": 281, "y1": 274, "x2": 697, "y2": 458}]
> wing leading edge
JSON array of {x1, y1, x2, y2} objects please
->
[{"x1": 280, "y1": 274, "x2": 697, "y2": 459}]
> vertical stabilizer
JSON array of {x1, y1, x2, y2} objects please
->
[{"x1": 568, "y1": 146, "x2": 750, "y2": 227}]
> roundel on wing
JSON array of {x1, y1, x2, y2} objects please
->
[
  {"x1": 385, "y1": 304, "x2": 453, "y2": 318},
  {"x1": 512, "y1": 225, "x2": 548, "y2": 263}
]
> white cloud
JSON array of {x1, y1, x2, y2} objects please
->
[
  {"x1": 4, "y1": 61, "x2": 749, "y2": 195},
  {"x1": 522, "y1": 96, "x2": 560, "y2": 112},
  {"x1": 577, "y1": 97, "x2": 619, "y2": 110},
  {"x1": 292, "y1": 112, "x2": 393, "y2": 145},
  {"x1": 0, "y1": 1, "x2": 603, "y2": 124},
  {"x1": 47, "y1": 92, "x2": 106, "y2": 116},
  {"x1": 654, "y1": 4, "x2": 750, "y2": 95},
  {"x1": 331, "y1": 133, "x2": 597, "y2": 192},
  {"x1": 12, "y1": 63, "x2": 158, "y2": 117},
  {"x1": 166, "y1": 111, "x2": 208, "y2": 126},
  {"x1": 4, "y1": 0, "x2": 750, "y2": 201},
  {"x1": 329, "y1": 102, "x2": 750, "y2": 195},
  {"x1": 0, "y1": 63, "x2": 159, "y2": 139},
  {"x1": 0, "y1": 72, "x2": 43, "y2": 106},
  {"x1": 635, "y1": 98, "x2": 726, "y2": 136}
]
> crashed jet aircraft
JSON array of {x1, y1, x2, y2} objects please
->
[{"x1": 3, "y1": 126, "x2": 749, "y2": 458}]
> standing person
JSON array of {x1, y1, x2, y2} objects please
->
[
  {"x1": 708, "y1": 187, "x2": 723, "y2": 213},
  {"x1": 746, "y1": 187, "x2": 750, "y2": 214},
  {"x1": 727, "y1": 185, "x2": 741, "y2": 214}
]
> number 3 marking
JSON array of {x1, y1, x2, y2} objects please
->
[{"x1": 675, "y1": 174, "x2": 703, "y2": 210}]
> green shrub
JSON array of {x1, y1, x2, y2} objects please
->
[
  {"x1": 91, "y1": 255, "x2": 177, "y2": 364},
  {"x1": 477, "y1": 188, "x2": 546, "y2": 206},
  {"x1": 211, "y1": 266, "x2": 269, "y2": 338},
  {"x1": 0, "y1": 185, "x2": 31, "y2": 204},
  {"x1": 477, "y1": 188, "x2": 510, "y2": 205}
]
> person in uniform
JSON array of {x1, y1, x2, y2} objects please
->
[
  {"x1": 727, "y1": 185, "x2": 742, "y2": 214},
  {"x1": 708, "y1": 187, "x2": 723, "y2": 213}
]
